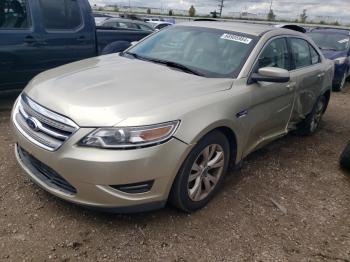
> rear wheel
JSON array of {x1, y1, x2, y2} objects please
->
[
  {"x1": 295, "y1": 95, "x2": 327, "y2": 136},
  {"x1": 169, "y1": 131, "x2": 230, "y2": 212},
  {"x1": 340, "y1": 143, "x2": 350, "y2": 172}
]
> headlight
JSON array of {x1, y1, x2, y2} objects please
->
[
  {"x1": 334, "y1": 57, "x2": 348, "y2": 65},
  {"x1": 79, "y1": 121, "x2": 180, "y2": 149}
]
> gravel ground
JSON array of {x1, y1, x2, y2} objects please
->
[{"x1": 0, "y1": 86, "x2": 349, "y2": 262}]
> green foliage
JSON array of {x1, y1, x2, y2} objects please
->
[
  {"x1": 189, "y1": 5, "x2": 196, "y2": 17},
  {"x1": 300, "y1": 9, "x2": 307, "y2": 23},
  {"x1": 211, "y1": 10, "x2": 218, "y2": 18},
  {"x1": 267, "y1": 9, "x2": 276, "y2": 21},
  {"x1": 147, "y1": 8, "x2": 151, "y2": 14},
  {"x1": 168, "y1": 9, "x2": 173, "y2": 16}
]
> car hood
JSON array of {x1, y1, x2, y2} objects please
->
[
  {"x1": 320, "y1": 50, "x2": 347, "y2": 60},
  {"x1": 24, "y1": 54, "x2": 233, "y2": 127}
]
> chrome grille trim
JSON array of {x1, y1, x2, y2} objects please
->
[{"x1": 13, "y1": 94, "x2": 79, "y2": 151}]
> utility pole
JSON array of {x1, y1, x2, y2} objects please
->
[
  {"x1": 269, "y1": 0, "x2": 273, "y2": 11},
  {"x1": 218, "y1": 0, "x2": 224, "y2": 17}
]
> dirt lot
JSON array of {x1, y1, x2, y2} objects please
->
[{"x1": 0, "y1": 87, "x2": 349, "y2": 262}]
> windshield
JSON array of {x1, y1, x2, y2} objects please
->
[
  {"x1": 308, "y1": 31, "x2": 350, "y2": 52},
  {"x1": 125, "y1": 26, "x2": 257, "y2": 78}
]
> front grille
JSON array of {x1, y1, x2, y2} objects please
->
[
  {"x1": 13, "y1": 94, "x2": 79, "y2": 151},
  {"x1": 17, "y1": 146, "x2": 77, "y2": 195}
]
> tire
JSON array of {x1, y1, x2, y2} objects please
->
[
  {"x1": 333, "y1": 71, "x2": 347, "y2": 92},
  {"x1": 295, "y1": 95, "x2": 327, "y2": 136},
  {"x1": 340, "y1": 143, "x2": 350, "y2": 171},
  {"x1": 169, "y1": 130, "x2": 230, "y2": 212}
]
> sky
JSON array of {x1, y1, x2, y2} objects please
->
[{"x1": 89, "y1": 0, "x2": 350, "y2": 23}]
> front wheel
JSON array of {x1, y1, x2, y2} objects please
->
[
  {"x1": 169, "y1": 131, "x2": 230, "y2": 212},
  {"x1": 333, "y1": 71, "x2": 347, "y2": 92},
  {"x1": 295, "y1": 95, "x2": 327, "y2": 136}
]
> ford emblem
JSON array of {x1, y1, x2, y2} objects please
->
[{"x1": 26, "y1": 117, "x2": 41, "y2": 132}]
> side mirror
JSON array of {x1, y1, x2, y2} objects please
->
[{"x1": 251, "y1": 67, "x2": 290, "y2": 83}]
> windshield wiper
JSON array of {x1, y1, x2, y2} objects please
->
[
  {"x1": 147, "y1": 58, "x2": 204, "y2": 76},
  {"x1": 122, "y1": 52, "x2": 204, "y2": 76}
]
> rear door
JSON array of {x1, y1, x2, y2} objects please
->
[
  {"x1": 288, "y1": 37, "x2": 324, "y2": 125},
  {"x1": 36, "y1": 0, "x2": 96, "y2": 69},
  {"x1": 245, "y1": 37, "x2": 297, "y2": 154},
  {"x1": 0, "y1": 0, "x2": 42, "y2": 90}
]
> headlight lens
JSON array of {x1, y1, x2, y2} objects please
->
[
  {"x1": 334, "y1": 57, "x2": 348, "y2": 65},
  {"x1": 80, "y1": 121, "x2": 180, "y2": 149}
]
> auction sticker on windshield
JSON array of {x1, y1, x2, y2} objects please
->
[{"x1": 220, "y1": 33, "x2": 252, "y2": 44}]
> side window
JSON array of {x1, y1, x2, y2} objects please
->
[
  {"x1": 138, "y1": 24, "x2": 153, "y2": 31},
  {"x1": 290, "y1": 38, "x2": 312, "y2": 69},
  {"x1": 117, "y1": 22, "x2": 128, "y2": 29},
  {"x1": 0, "y1": 0, "x2": 31, "y2": 29},
  {"x1": 103, "y1": 21, "x2": 116, "y2": 27},
  {"x1": 310, "y1": 45, "x2": 320, "y2": 65},
  {"x1": 257, "y1": 38, "x2": 290, "y2": 71},
  {"x1": 39, "y1": 0, "x2": 82, "y2": 30}
]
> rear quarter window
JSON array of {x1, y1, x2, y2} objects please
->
[{"x1": 39, "y1": 0, "x2": 82, "y2": 30}]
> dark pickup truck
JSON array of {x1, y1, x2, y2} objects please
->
[{"x1": 0, "y1": 0, "x2": 152, "y2": 91}]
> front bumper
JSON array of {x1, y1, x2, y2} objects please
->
[{"x1": 13, "y1": 124, "x2": 191, "y2": 212}]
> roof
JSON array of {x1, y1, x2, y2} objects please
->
[
  {"x1": 310, "y1": 27, "x2": 350, "y2": 34},
  {"x1": 103, "y1": 17, "x2": 150, "y2": 26},
  {"x1": 177, "y1": 21, "x2": 279, "y2": 36}
]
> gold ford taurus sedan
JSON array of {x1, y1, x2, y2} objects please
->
[{"x1": 12, "y1": 22, "x2": 334, "y2": 213}]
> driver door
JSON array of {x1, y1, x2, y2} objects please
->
[{"x1": 244, "y1": 37, "x2": 297, "y2": 154}]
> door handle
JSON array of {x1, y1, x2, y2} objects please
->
[
  {"x1": 24, "y1": 35, "x2": 37, "y2": 44},
  {"x1": 318, "y1": 72, "x2": 325, "y2": 78},
  {"x1": 77, "y1": 36, "x2": 86, "y2": 42},
  {"x1": 286, "y1": 82, "x2": 296, "y2": 91}
]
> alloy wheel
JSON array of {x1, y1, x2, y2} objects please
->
[
  {"x1": 187, "y1": 144, "x2": 225, "y2": 202},
  {"x1": 310, "y1": 97, "x2": 325, "y2": 132}
]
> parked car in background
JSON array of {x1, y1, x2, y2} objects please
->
[
  {"x1": 0, "y1": 0, "x2": 152, "y2": 91},
  {"x1": 308, "y1": 28, "x2": 350, "y2": 91},
  {"x1": 12, "y1": 22, "x2": 333, "y2": 213},
  {"x1": 93, "y1": 12, "x2": 113, "y2": 25},
  {"x1": 100, "y1": 18, "x2": 154, "y2": 32},
  {"x1": 144, "y1": 17, "x2": 162, "y2": 22},
  {"x1": 340, "y1": 142, "x2": 350, "y2": 171},
  {"x1": 147, "y1": 21, "x2": 173, "y2": 30}
]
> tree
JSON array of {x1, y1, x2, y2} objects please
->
[
  {"x1": 300, "y1": 9, "x2": 307, "y2": 23},
  {"x1": 113, "y1": 5, "x2": 119, "y2": 12},
  {"x1": 267, "y1": 9, "x2": 276, "y2": 21},
  {"x1": 211, "y1": 10, "x2": 218, "y2": 18},
  {"x1": 147, "y1": 8, "x2": 151, "y2": 14},
  {"x1": 168, "y1": 9, "x2": 173, "y2": 16},
  {"x1": 189, "y1": 5, "x2": 196, "y2": 17}
]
